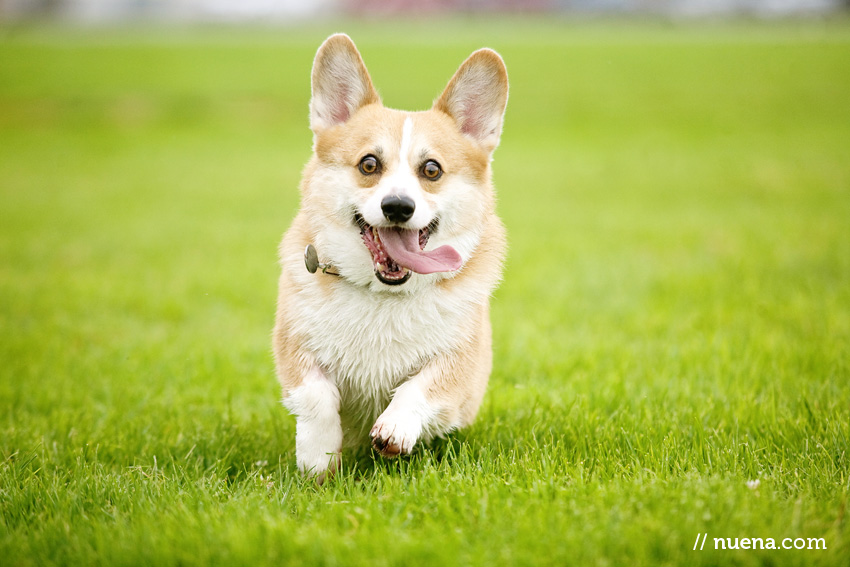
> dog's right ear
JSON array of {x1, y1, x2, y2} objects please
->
[
  {"x1": 310, "y1": 34, "x2": 380, "y2": 135},
  {"x1": 433, "y1": 48, "x2": 508, "y2": 156}
]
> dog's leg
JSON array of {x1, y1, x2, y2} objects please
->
[
  {"x1": 370, "y1": 312, "x2": 491, "y2": 458},
  {"x1": 284, "y1": 366, "x2": 342, "y2": 483},
  {"x1": 370, "y1": 370, "x2": 440, "y2": 457}
]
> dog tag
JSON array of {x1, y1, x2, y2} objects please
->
[{"x1": 304, "y1": 244, "x2": 319, "y2": 273}]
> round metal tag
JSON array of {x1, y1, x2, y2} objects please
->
[{"x1": 304, "y1": 244, "x2": 319, "y2": 273}]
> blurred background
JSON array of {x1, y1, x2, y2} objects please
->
[
  {"x1": 1, "y1": 0, "x2": 846, "y2": 22},
  {"x1": 2, "y1": 0, "x2": 849, "y2": 564}
]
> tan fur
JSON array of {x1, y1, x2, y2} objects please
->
[{"x1": 273, "y1": 34, "x2": 508, "y2": 476}]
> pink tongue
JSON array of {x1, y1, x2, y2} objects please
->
[{"x1": 377, "y1": 228, "x2": 462, "y2": 275}]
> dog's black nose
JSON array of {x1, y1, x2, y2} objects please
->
[{"x1": 381, "y1": 195, "x2": 415, "y2": 223}]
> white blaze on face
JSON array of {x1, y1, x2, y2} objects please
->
[
  {"x1": 398, "y1": 116, "x2": 413, "y2": 170},
  {"x1": 361, "y1": 116, "x2": 434, "y2": 230}
]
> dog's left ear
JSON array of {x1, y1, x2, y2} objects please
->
[
  {"x1": 434, "y1": 49, "x2": 509, "y2": 155},
  {"x1": 310, "y1": 34, "x2": 380, "y2": 135}
]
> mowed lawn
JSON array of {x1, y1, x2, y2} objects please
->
[{"x1": 1, "y1": 19, "x2": 848, "y2": 566}]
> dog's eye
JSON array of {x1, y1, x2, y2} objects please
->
[
  {"x1": 358, "y1": 155, "x2": 380, "y2": 175},
  {"x1": 421, "y1": 160, "x2": 442, "y2": 180}
]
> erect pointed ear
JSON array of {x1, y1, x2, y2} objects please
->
[
  {"x1": 310, "y1": 34, "x2": 380, "y2": 135},
  {"x1": 433, "y1": 48, "x2": 508, "y2": 155}
]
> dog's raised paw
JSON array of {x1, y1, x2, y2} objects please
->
[
  {"x1": 370, "y1": 414, "x2": 421, "y2": 458},
  {"x1": 370, "y1": 434, "x2": 401, "y2": 457}
]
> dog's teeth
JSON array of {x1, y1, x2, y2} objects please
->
[{"x1": 376, "y1": 263, "x2": 386, "y2": 272}]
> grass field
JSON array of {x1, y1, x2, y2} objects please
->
[{"x1": 1, "y1": 18, "x2": 849, "y2": 566}]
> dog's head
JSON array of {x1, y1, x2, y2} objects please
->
[{"x1": 301, "y1": 34, "x2": 508, "y2": 292}]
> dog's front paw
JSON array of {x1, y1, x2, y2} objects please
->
[
  {"x1": 370, "y1": 411, "x2": 422, "y2": 458},
  {"x1": 299, "y1": 450, "x2": 340, "y2": 485}
]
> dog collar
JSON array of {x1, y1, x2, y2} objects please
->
[{"x1": 304, "y1": 244, "x2": 340, "y2": 276}]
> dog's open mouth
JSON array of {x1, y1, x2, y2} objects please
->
[{"x1": 355, "y1": 213, "x2": 463, "y2": 285}]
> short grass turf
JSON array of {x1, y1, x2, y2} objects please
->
[{"x1": 1, "y1": 19, "x2": 849, "y2": 567}]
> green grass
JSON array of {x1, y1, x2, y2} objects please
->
[{"x1": 1, "y1": 18, "x2": 849, "y2": 566}]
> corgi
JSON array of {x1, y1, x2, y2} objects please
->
[{"x1": 273, "y1": 34, "x2": 508, "y2": 481}]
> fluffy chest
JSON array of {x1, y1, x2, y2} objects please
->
[{"x1": 292, "y1": 278, "x2": 476, "y2": 394}]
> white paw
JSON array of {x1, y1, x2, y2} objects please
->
[
  {"x1": 370, "y1": 409, "x2": 423, "y2": 457},
  {"x1": 297, "y1": 446, "x2": 340, "y2": 484},
  {"x1": 294, "y1": 410, "x2": 342, "y2": 481},
  {"x1": 286, "y1": 366, "x2": 343, "y2": 482}
]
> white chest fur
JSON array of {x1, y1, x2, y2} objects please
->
[{"x1": 289, "y1": 271, "x2": 481, "y2": 438}]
